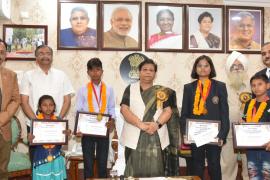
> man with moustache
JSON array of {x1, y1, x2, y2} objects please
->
[
  {"x1": 220, "y1": 51, "x2": 249, "y2": 180},
  {"x1": 20, "y1": 45, "x2": 74, "y2": 162},
  {"x1": 103, "y1": 7, "x2": 138, "y2": 48},
  {"x1": 255, "y1": 42, "x2": 270, "y2": 88},
  {"x1": 0, "y1": 39, "x2": 20, "y2": 179}
]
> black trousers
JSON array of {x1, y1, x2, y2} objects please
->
[
  {"x1": 185, "y1": 157, "x2": 193, "y2": 175},
  {"x1": 82, "y1": 136, "x2": 109, "y2": 178},
  {"x1": 191, "y1": 144, "x2": 222, "y2": 180}
]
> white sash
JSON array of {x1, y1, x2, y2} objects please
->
[
  {"x1": 120, "y1": 82, "x2": 169, "y2": 150},
  {"x1": 193, "y1": 31, "x2": 210, "y2": 48},
  {"x1": 151, "y1": 34, "x2": 182, "y2": 49}
]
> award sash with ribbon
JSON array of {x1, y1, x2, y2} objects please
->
[{"x1": 87, "y1": 81, "x2": 107, "y2": 121}]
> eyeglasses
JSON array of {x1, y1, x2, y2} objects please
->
[
  {"x1": 230, "y1": 64, "x2": 244, "y2": 71},
  {"x1": 70, "y1": 16, "x2": 88, "y2": 21}
]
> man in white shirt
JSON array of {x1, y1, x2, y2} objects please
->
[
  {"x1": 20, "y1": 45, "x2": 74, "y2": 123},
  {"x1": 20, "y1": 45, "x2": 74, "y2": 161}
]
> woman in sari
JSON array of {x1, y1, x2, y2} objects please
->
[
  {"x1": 120, "y1": 59, "x2": 179, "y2": 177},
  {"x1": 180, "y1": 55, "x2": 229, "y2": 180},
  {"x1": 190, "y1": 12, "x2": 220, "y2": 49},
  {"x1": 148, "y1": 9, "x2": 182, "y2": 49}
]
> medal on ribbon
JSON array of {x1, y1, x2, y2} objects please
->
[
  {"x1": 88, "y1": 82, "x2": 107, "y2": 120},
  {"x1": 36, "y1": 114, "x2": 56, "y2": 162},
  {"x1": 47, "y1": 155, "x2": 53, "y2": 162},
  {"x1": 97, "y1": 113, "x2": 103, "y2": 121},
  {"x1": 47, "y1": 148, "x2": 53, "y2": 162}
]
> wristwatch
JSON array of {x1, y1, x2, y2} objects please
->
[{"x1": 156, "y1": 120, "x2": 162, "y2": 129}]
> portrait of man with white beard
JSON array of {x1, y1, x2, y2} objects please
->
[{"x1": 220, "y1": 51, "x2": 250, "y2": 180}]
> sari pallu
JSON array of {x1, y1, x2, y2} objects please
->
[
  {"x1": 124, "y1": 85, "x2": 179, "y2": 177},
  {"x1": 148, "y1": 33, "x2": 182, "y2": 49},
  {"x1": 190, "y1": 31, "x2": 220, "y2": 49}
]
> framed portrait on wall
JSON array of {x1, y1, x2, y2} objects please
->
[
  {"x1": 57, "y1": 0, "x2": 99, "y2": 50},
  {"x1": 3, "y1": 24, "x2": 48, "y2": 61},
  {"x1": 187, "y1": 4, "x2": 225, "y2": 53},
  {"x1": 145, "y1": 3, "x2": 184, "y2": 52},
  {"x1": 226, "y1": 6, "x2": 264, "y2": 53},
  {"x1": 101, "y1": 1, "x2": 142, "y2": 51}
]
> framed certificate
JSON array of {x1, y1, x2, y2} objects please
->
[
  {"x1": 186, "y1": 119, "x2": 220, "y2": 146},
  {"x1": 74, "y1": 111, "x2": 111, "y2": 137},
  {"x1": 232, "y1": 123, "x2": 270, "y2": 149},
  {"x1": 30, "y1": 119, "x2": 68, "y2": 145}
]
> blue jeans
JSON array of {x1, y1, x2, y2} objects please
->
[{"x1": 247, "y1": 150, "x2": 270, "y2": 180}]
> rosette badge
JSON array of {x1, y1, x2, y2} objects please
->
[
  {"x1": 156, "y1": 90, "x2": 168, "y2": 109},
  {"x1": 239, "y1": 92, "x2": 252, "y2": 103},
  {"x1": 239, "y1": 92, "x2": 252, "y2": 111}
]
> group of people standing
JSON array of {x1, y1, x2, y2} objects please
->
[
  {"x1": 180, "y1": 43, "x2": 270, "y2": 180},
  {"x1": 0, "y1": 37, "x2": 270, "y2": 180},
  {"x1": 120, "y1": 43, "x2": 270, "y2": 180},
  {"x1": 0, "y1": 41, "x2": 111, "y2": 180}
]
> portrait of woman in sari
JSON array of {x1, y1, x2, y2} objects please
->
[
  {"x1": 148, "y1": 9, "x2": 182, "y2": 49},
  {"x1": 120, "y1": 59, "x2": 179, "y2": 177},
  {"x1": 190, "y1": 11, "x2": 220, "y2": 49}
]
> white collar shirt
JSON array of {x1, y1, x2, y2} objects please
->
[
  {"x1": 76, "y1": 81, "x2": 116, "y2": 119},
  {"x1": 267, "y1": 68, "x2": 270, "y2": 78},
  {"x1": 20, "y1": 66, "x2": 74, "y2": 125}
]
